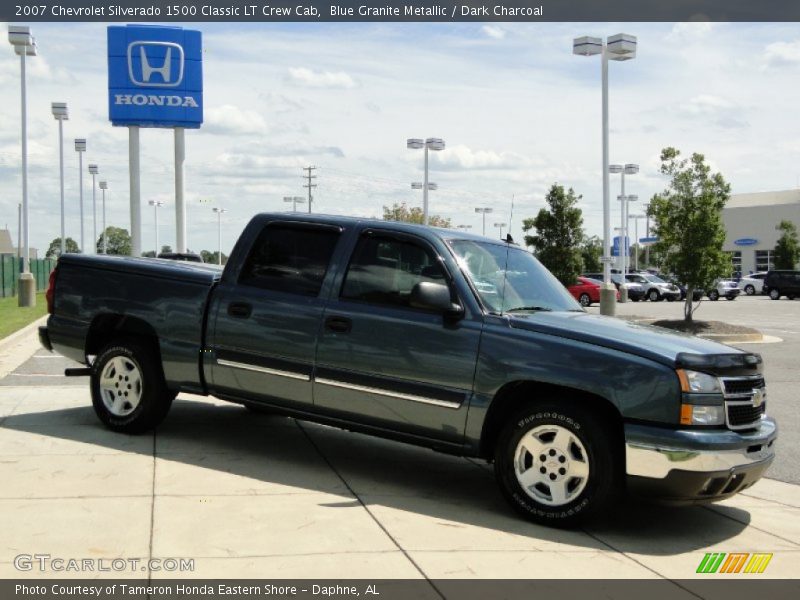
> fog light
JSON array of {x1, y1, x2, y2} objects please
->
[{"x1": 680, "y1": 404, "x2": 725, "y2": 426}]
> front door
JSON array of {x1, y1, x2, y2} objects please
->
[{"x1": 313, "y1": 230, "x2": 483, "y2": 442}]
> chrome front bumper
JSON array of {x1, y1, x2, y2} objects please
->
[{"x1": 624, "y1": 418, "x2": 777, "y2": 503}]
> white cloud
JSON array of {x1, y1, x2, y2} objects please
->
[
  {"x1": 763, "y1": 40, "x2": 800, "y2": 67},
  {"x1": 287, "y1": 67, "x2": 356, "y2": 89},
  {"x1": 204, "y1": 105, "x2": 269, "y2": 136},
  {"x1": 481, "y1": 26, "x2": 506, "y2": 40},
  {"x1": 678, "y1": 94, "x2": 734, "y2": 116},
  {"x1": 435, "y1": 145, "x2": 543, "y2": 171},
  {"x1": 666, "y1": 22, "x2": 715, "y2": 42}
]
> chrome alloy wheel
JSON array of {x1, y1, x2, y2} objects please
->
[
  {"x1": 513, "y1": 424, "x2": 590, "y2": 507},
  {"x1": 98, "y1": 356, "x2": 143, "y2": 417}
]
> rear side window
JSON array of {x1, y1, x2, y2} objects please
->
[
  {"x1": 239, "y1": 225, "x2": 340, "y2": 296},
  {"x1": 340, "y1": 235, "x2": 447, "y2": 309}
]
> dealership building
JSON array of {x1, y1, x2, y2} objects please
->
[{"x1": 722, "y1": 189, "x2": 800, "y2": 276}]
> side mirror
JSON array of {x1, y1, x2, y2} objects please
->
[{"x1": 410, "y1": 281, "x2": 464, "y2": 319}]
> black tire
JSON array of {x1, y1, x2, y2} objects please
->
[
  {"x1": 494, "y1": 402, "x2": 620, "y2": 527},
  {"x1": 769, "y1": 288, "x2": 780, "y2": 300},
  {"x1": 579, "y1": 293, "x2": 592, "y2": 307},
  {"x1": 726, "y1": 296, "x2": 736, "y2": 301},
  {"x1": 90, "y1": 339, "x2": 175, "y2": 434},
  {"x1": 666, "y1": 295, "x2": 675, "y2": 302},
  {"x1": 709, "y1": 290, "x2": 719, "y2": 301},
  {"x1": 648, "y1": 289, "x2": 660, "y2": 302},
  {"x1": 744, "y1": 285, "x2": 755, "y2": 296},
  {"x1": 789, "y1": 294, "x2": 797, "y2": 301}
]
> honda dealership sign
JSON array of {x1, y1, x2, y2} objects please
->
[{"x1": 107, "y1": 24, "x2": 203, "y2": 128}]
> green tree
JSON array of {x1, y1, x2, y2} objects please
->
[
  {"x1": 45, "y1": 237, "x2": 80, "y2": 258},
  {"x1": 161, "y1": 245, "x2": 173, "y2": 254},
  {"x1": 580, "y1": 235, "x2": 602, "y2": 273},
  {"x1": 382, "y1": 202, "x2": 451, "y2": 228},
  {"x1": 200, "y1": 250, "x2": 228, "y2": 265},
  {"x1": 773, "y1": 220, "x2": 800, "y2": 269},
  {"x1": 97, "y1": 227, "x2": 132, "y2": 256},
  {"x1": 522, "y1": 184, "x2": 585, "y2": 286},
  {"x1": 648, "y1": 147, "x2": 731, "y2": 322}
]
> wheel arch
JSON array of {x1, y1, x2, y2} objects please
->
[
  {"x1": 479, "y1": 380, "x2": 624, "y2": 462},
  {"x1": 85, "y1": 313, "x2": 161, "y2": 362}
]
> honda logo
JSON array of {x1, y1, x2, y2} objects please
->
[{"x1": 127, "y1": 41, "x2": 184, "y2": 88}]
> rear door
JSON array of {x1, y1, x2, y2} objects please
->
[
  {"x1": 313, "y1": 229, "x2": 483, "y2": 442},
  {"x1": 206, "y1": 221, "x2": 343, "y2": 409}
]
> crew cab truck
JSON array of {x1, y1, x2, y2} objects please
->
[{"x1": 40, "y1": 214, "x2": 777, "y2": 526}]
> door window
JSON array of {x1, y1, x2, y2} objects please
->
[
  {"x1": 340, "y1": 235, "x2": 447, "y2": 309},
  {"x1": 239, "y1": 225, "x2": 340, "y2": 296}
]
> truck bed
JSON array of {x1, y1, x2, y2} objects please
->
[{"x1": 48, "y1": 254, "x2": 221, "y2": 392}]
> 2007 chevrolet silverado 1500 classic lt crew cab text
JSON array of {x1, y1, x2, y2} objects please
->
[{"x1": 39, "y1": 213, "x2": 777, "y2": 526}]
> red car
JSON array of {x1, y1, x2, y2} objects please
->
[{"x1": 568, "y1": 276, "x2": 618, "y2": 307}]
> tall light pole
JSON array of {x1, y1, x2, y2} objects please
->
[
  {"x1": 149, "y1": 200, "x2": 164, "y2": 255},
  {"x1": 618, "y1": 193, "x2": 638, "y2": 279},
  {"x1": 629, "y1": 213, "x2": 645, "y2": 272},
  {"x1": 643, "y1": 202, "x2": 651, "y2": 267},
  {"x1": 573, "y1": 32, "x2": 637, "y2": 316},
  {"x1": 212, "y1": 207, "x2": 226, "y2": 265},
  {"x1": 99, "y1": 181, "x2": 108, "y2": 254},
  {"x1": 74, "y1": 139, "x2": 86, "y2": 253},
  {"x1": 407, "y1": 137, "x2": 445, "y2": 225},
  {"x1": 475, "y1": 207, "x2": 493, "y2": 236},
  {"x1": 51, "y1": 102, "x2": 68, "y2": 257},
  {"x1": 610, "y1": 163, "x2": 638, "y2": 301},
  {"x1": 8, "y1": 25, "x2": 37, "y2": 307},
  {"x1": 88, "y1": 164, "x2": 99, "y2": 254},
  {"x1": 494, "y1": 222, "x2": 507, "y2": 239},
  {"x1": 283, "y1": 196, "x2": 305, "y2": 212}
]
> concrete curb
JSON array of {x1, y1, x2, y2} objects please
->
[
  {"x1": 698, "y1": 332, "x2": 764, "y2": 343},
  {"x1": 0, "y1": 314, "x2": 48, "y2": 380}
]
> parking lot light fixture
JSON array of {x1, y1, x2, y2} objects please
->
[
  {"x1": 9, "y1": 25, "x2": 37, "y2": 306},
  {"x1": 51, "y1": 102, "x2": 68, "y2": 257},
  {"x1": 474, "y1": 207, "x2": 493, "y2": 236},
  {"x1": 98, "y1": 181, "x2": 108, "y2": 254},
  {"x1": 408, "y1": 137, "x2": 446, "y2": 225},
  {"x1": 148, "y1": 200, "x2": 164, "y2": 255},
  {"x1": 573, "y1": 32, "x2": 637, "y2": 316},
  {"x1": 74, "y1": 139, "x2": 86, "y2": 252},
  {"x1": 283, "y1": 196, "x2": 305, "y2": 212},
  {"x1": 456, "y1": 224, "x2": 472, "y2": 231},
  {"x1": 88, "y1": 164, "x2": 99, "y2": 253},
  {"x1": 494, "y1": 222, "x2": 508, "y2": 239}
]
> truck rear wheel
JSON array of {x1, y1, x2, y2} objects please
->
[
  {"x1": 494, "y1": 402, "x2": 619, "y2": 527},
  {"x1": 91, "y1": 340, "x2": 175, "y2": 434}
]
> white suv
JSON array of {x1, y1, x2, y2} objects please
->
[{"x1": 739, "y1": 272, "x2": 768, "y2": 295}]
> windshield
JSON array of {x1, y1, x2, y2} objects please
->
[
  {"x1": 449, "y1": 240, "x2": 581, "y2": 313},
  {"x1": 644, "y1": 274, "x2": 667, "y2": 284}
]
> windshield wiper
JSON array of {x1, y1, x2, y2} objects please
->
[{"x1": 505, "y1": 306, "x2": 553, "y2": 313}]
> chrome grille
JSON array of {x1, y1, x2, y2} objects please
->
[{"x1": 721, "y1": 376, "x2": 766, "y2": 431}]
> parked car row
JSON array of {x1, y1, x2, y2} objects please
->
[{"x1": 576, "y1": 268, "x2": 800, "y2": 304}]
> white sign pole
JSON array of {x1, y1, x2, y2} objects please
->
[
  {"x1": 129, "y1": 126, "x2": 141, "y2": 256},
  {"x1": 175, "y1": 127, "x2": 186, "y2": 253}
]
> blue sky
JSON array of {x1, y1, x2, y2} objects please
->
[{"x1": 1, "y1": 21, "x2": 799, "y2": 254}]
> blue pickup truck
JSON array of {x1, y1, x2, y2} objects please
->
[{"x1": 40, "y1": 213, "x2": 777, "y2": 526}]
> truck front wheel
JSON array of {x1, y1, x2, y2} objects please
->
[
  {"x1": 90, "y1": 340, "x2": 175, "y2": 434},
  {"x1": 494, "y1": 403, "x2": 619, "y2": 527}
]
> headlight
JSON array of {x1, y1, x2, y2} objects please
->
[
  {"x1": 680, "y1": 404, "x2": 725, "y2": 426},
  {"x1": 677, "y1": 369, "x2": 722, "y2": 394}
]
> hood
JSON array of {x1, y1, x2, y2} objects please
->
[{"x1": 507, "y1": 311, "x2": 748, "y2": 368}]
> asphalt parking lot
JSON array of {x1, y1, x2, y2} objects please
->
[{"x1": 0, "y1": 305, "x2": 798, "y2": 586}]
